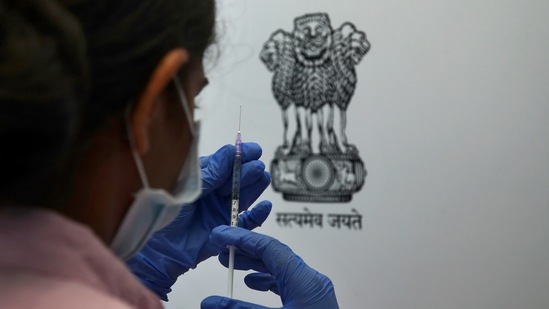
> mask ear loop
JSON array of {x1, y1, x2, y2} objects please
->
[
  {"x1": 173, "y1": 75, "x2": 196, "y2": 137},
  {"x1": 125, "y1": 103, "x2": 150, "y2": 189}
]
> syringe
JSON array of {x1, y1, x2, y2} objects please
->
[{"x1": 227, "y1": 106, "x2": 242, "y2": 298}]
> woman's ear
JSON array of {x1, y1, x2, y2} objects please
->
[{"x1": 131, "y1": 48, "x2": 190, "y2": 155}]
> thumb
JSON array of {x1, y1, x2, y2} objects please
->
[{"x1": 201, "y1": 295, "x2": 273, "y2": 309}]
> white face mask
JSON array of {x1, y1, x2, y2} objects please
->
[{"x1": 111, "y1": 76, "x2": 201, "y2": 261}]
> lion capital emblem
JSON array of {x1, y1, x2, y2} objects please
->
[{"x1": 261, "y1": 13, "x2": 370, "y2": 203}]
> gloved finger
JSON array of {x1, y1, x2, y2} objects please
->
[
  {"x1": 237, "y1": 172, "x2": 271, "y2": 212},
  {"x1": 201, "y1": 295, "x2": 271, "y2": 309},
  {"x1": 200, "y1": 144, "x2": 234, "y2": 194},
  {"x1": 218, "y1": 251, "x2": 270, "y2": 273},
  {"x1": 216, "y1": 160, "x2": 269, "y2": 197},
  {"x1": 210, "y1": 226, "x2": 296, "y2": 275},
  {"x1": 244, "y1": 273, "x2": 280, "y2": 295},
  {"x1": 240, "y1": 142, "x2": 263, "y2": 163},
  {"x1": 238, "y1": 200, "x2": 272, "y2": 230}
]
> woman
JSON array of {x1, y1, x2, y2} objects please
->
[{"x1": 0, "y1": 0, "x2": 338, "y2": 308}]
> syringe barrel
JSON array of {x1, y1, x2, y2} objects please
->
[
  {"x1": 232, "y1": 130, "x2": 242, "y2": 200},
  {"x1": 231, "y1": 154, "x2": 242, "y2": 200},
  {"x1": 230, "y1": 134, "x2": 242, "y2": 227}
]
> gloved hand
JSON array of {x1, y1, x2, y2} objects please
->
[
  {"x1": 201, "y1": 226, "x2": 339, "y2": 309},
  {"x1": 127, "y1": 143, "x2": 272, "y2": 301}
]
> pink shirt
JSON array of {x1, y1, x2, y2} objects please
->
[{"x1": 0, "y1": 208, "x2": 163, "y2": 309}]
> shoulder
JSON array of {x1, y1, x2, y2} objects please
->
[{"x1": 0, "y1": 269, "x2": 135, "y2": 309}]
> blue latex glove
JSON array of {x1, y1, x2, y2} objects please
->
[
  {"x1": 201, "y1": 226, "x2": 339, "y2": 309},
  {"x1": 127, "y1": 143, "x2": 272, "y2": 301}
]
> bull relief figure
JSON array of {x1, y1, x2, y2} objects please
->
[{"x1": 261, "y1": 13, "x2": 369, "y2": 202}]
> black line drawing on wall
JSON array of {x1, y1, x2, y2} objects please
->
[{"x1": 261, "y1": 12, "x2": 370, "y2": 203}]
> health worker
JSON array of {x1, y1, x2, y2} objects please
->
[{"x1": 0, "y1": 0, "x2": 339, "y2": 308}]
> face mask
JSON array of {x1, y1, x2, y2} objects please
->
[{"x1": 111, "y1": 76, "x2": 201, "y2": 261}]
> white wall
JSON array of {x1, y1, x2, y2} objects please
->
[{"x1": 167, "y1": 1, "x2": 549, "y2": 308}]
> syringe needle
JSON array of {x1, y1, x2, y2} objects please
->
[{"x1": 238, "y1": 105, "x2": 242, "y2": 131}]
